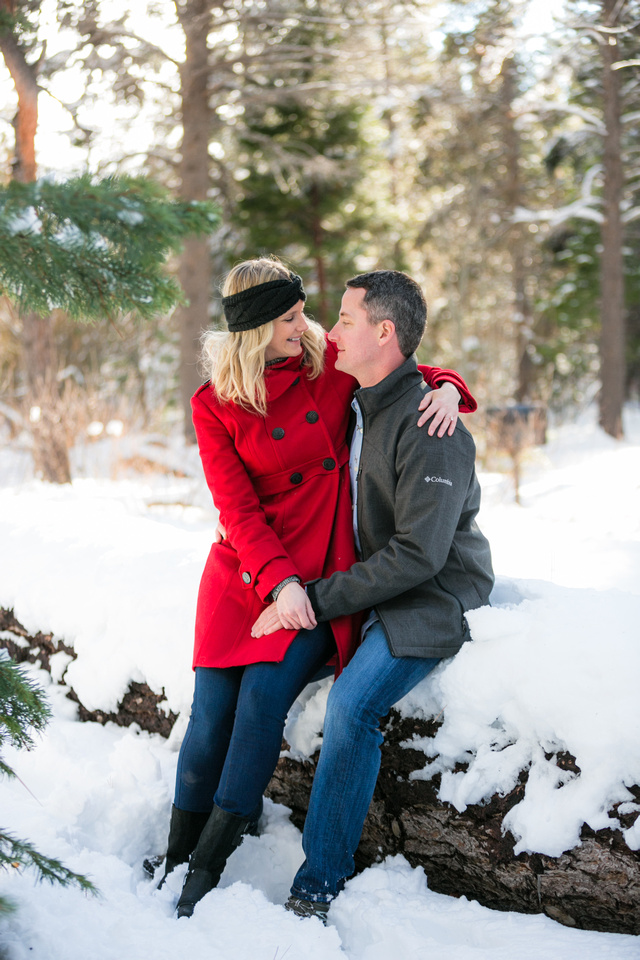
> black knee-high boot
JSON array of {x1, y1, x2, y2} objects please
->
[
  {"x1": 176, "y1": 804, "x2": 253, "y2": 918},
  {"x1": 154, "y1": 805, "x2": 210, "y2": 889}
]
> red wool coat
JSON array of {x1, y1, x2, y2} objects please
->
[{"x1": 191, "y1": 337, "x2": 475, "y2": 673}]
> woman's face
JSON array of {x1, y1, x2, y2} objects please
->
[{"x1": 265, "y1": 299, "x2": 309, "y2": 362}]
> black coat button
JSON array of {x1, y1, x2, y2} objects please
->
[
  {"x1": 242, "y1": 572, "x2": 251, "y2": 584},
  {"x1": 290, "y1": 472, "x2": 303, "y2": 485},
  {"x1": 292, "y1": 377, "x2": 300, "y2": 386},
  {"x1": 323, "y1": 458, "x2": 336, "y2": 470},
  {"x1": 306, "y1": 410, "x2": 319, "y2": 423},
  {"x1": 272, "y1": 427, "x2": 285, "y2": 439}
]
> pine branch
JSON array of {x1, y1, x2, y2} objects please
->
[
  {"x1": 0, "y1": 657, "x2": 98, "y2": 900},
  {"x1": 0, "y1": 658, "x2": 51, "y2": 754},
  {"x1": 0, "y1": 758, "x2": 15, "y2": 779},
  {"x1": 0, "y1": 831, "x2": 97, "y2": 895},
  {"x1": 0, "y1": 893, "x2": 16, "y2": 915},
  {"x1": 0, "y1": 175, "x2": 219, "y2": 321}
]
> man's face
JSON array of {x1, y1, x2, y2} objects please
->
[{"x1": 329, "y1": 287, "x2": 382, "y2": 385}]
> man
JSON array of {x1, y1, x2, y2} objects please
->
[{"x1": 254, "y1": 270, "x2": 494, "y2": 920}]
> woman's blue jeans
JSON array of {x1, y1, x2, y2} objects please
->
[
  {"x1": 291, "y1": 621, "x2": 440, "y2": 902},
  {"x1": 174, "y1": 623, "x2": 334, "y2": 818}
]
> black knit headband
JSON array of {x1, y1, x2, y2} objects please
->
[{"x1": 222, "y1": 273, "x2": 307, "y2": 332}]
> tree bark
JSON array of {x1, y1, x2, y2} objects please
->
[
  {"x1": 0, "y1": 2, "x2": 37, "y2": 183},
  {"x1": 598, "y1": 0, "x2": 625, "y2": 438},
  {"x1": 175, "y1": 0, "x2": 214, "y2": 443}
]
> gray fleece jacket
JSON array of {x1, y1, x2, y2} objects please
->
[{"x1": 307, "y1": 356, "x2": 494, "y2": 659}]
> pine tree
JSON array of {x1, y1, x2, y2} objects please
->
[
  {"x1": 235, "y1": 98, "x2": 376, "y2": 328},
  {"x1": 403, "y1": 6, "x2": 561, "y2": 405},
  {"x1": 0, "y1": 174, "x2": 217, "y2": 482},
  {"x1": 530, "y1": 0, "x2": 640, "y2": 433},
  {"x1": 0, "y1": 656, "x2": 97, "y2": 916}
]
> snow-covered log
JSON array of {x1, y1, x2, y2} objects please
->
[
  {"x1": 267, "y1": 711, "x2": 640, "y2": 937},
  {"x1": 0, "y1": 608, "x2": 177, "y2": 738},
  {"x1": 3, "y1": 604, "x2": 638, "y2": 937}
]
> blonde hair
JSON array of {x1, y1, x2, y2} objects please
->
[{"x1": 201, "y1": 257, "x2": 326, "y2": 415}]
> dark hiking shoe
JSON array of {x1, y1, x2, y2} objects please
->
[{"x1": 284, "y1": 895, "x2": 331, "y2": 923}]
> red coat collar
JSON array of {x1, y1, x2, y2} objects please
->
[{"x1": 264, "y1": 354, "x2": 307, "y2": 403}]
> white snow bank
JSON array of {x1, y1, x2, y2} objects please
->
[
  {"x1": 329, "y1": 855, "x2": 640, "y2": 960},
  {"x1": 0, "y1": 480, "x2": 212, "y2": 714},
  {"x1": 283, "y1": 410, "x2": 640, "y2": 858},
  {"x1": 0, "y1": 677, "x2": 343, "y2": 960}
]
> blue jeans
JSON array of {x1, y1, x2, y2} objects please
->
[
  {"x1": 291, "y1": 621, "x2": 440, "y2": 902},
  {"x1": 174, "y1": 623, "x2": 334, "y2": 818}
]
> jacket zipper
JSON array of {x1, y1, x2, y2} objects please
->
[
  {"x1": 354, "y1": 394, "x2": 367, "y2": 558},
  {"x1": 355, "y1": 398, "x2": 396, "y2": 647}
]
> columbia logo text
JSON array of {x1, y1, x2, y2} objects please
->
[{"x1": 425, "y1": 476, "x2": 453, "y2": 486}]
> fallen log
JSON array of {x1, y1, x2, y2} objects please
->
[
  {"x1": 2, "y1": 608, "x2": 638, "y2": 935},
  {"x1": 266, "y1": 711, "x2": 640, "y2": 936}
]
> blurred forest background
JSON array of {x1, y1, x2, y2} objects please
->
[{"x1": 0, "y1": 0, "x2": 639, "y2": 484}]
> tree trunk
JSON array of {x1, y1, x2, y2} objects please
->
[
  {"x1": 0, "y1": 5, "x2": 37, "y2": 183},
  {"x1": 380, "y1": 20, "x2": 404, "y2": 271},
  {"x1": 175, "y1": 0, "x2": 214, "y2": 443},
  {"x1": 598, "y1": 0, "x2": 625, "y2": 438},
  {"x1": 500, "y1": 55, "x2": 536, "y2": 404},
  {"x1": 1, "y1": 3, "x2": 72, "y2": 482}
]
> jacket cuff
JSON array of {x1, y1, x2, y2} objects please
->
[
  {"x1": 249, "y1": 559, "x2": 301, "y2": 603},
  {"x1": 435, "y1": 373, "x2": 477, "y2": 413},
  {"x1": 306, "y1": 580, "x2": 326, "y2": 621}
]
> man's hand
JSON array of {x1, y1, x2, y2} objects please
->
[
  {"x1": 417, "y1": 382, "x2": 461, "y2": 436},
  {"x1": 251, "y1": 582, "x2": 317, "y2": 637}
]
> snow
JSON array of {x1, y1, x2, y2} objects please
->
[
  {"x1": 116, "y1": 208, "x2": 145, "y2": 226},
  {"x1": 1, "y1": 407, "x2": 639, "y2": 957},
  {"x1": 4, "y1": 206, "x2": 43, "y2": 236},
  {"x1": 514, "y1": 163, "x2": 604, "y2": 227}
]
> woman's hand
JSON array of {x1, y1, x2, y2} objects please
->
[
  {"x1": 213, "y1": 521, "x2": 227, "y2": 544},
  {"x1": 417, "y1": 382, "x2": 461, "y2": 436},
  {"x1": 251, "y1": 602, "x2": 284, "y2": 637},
  {"x1": 251, "y1": 582, "x2": 317, "y2": 637}
]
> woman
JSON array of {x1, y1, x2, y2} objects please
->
[{"x1": 159, "y1": 258, "x2": 475, "y2": 917}]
